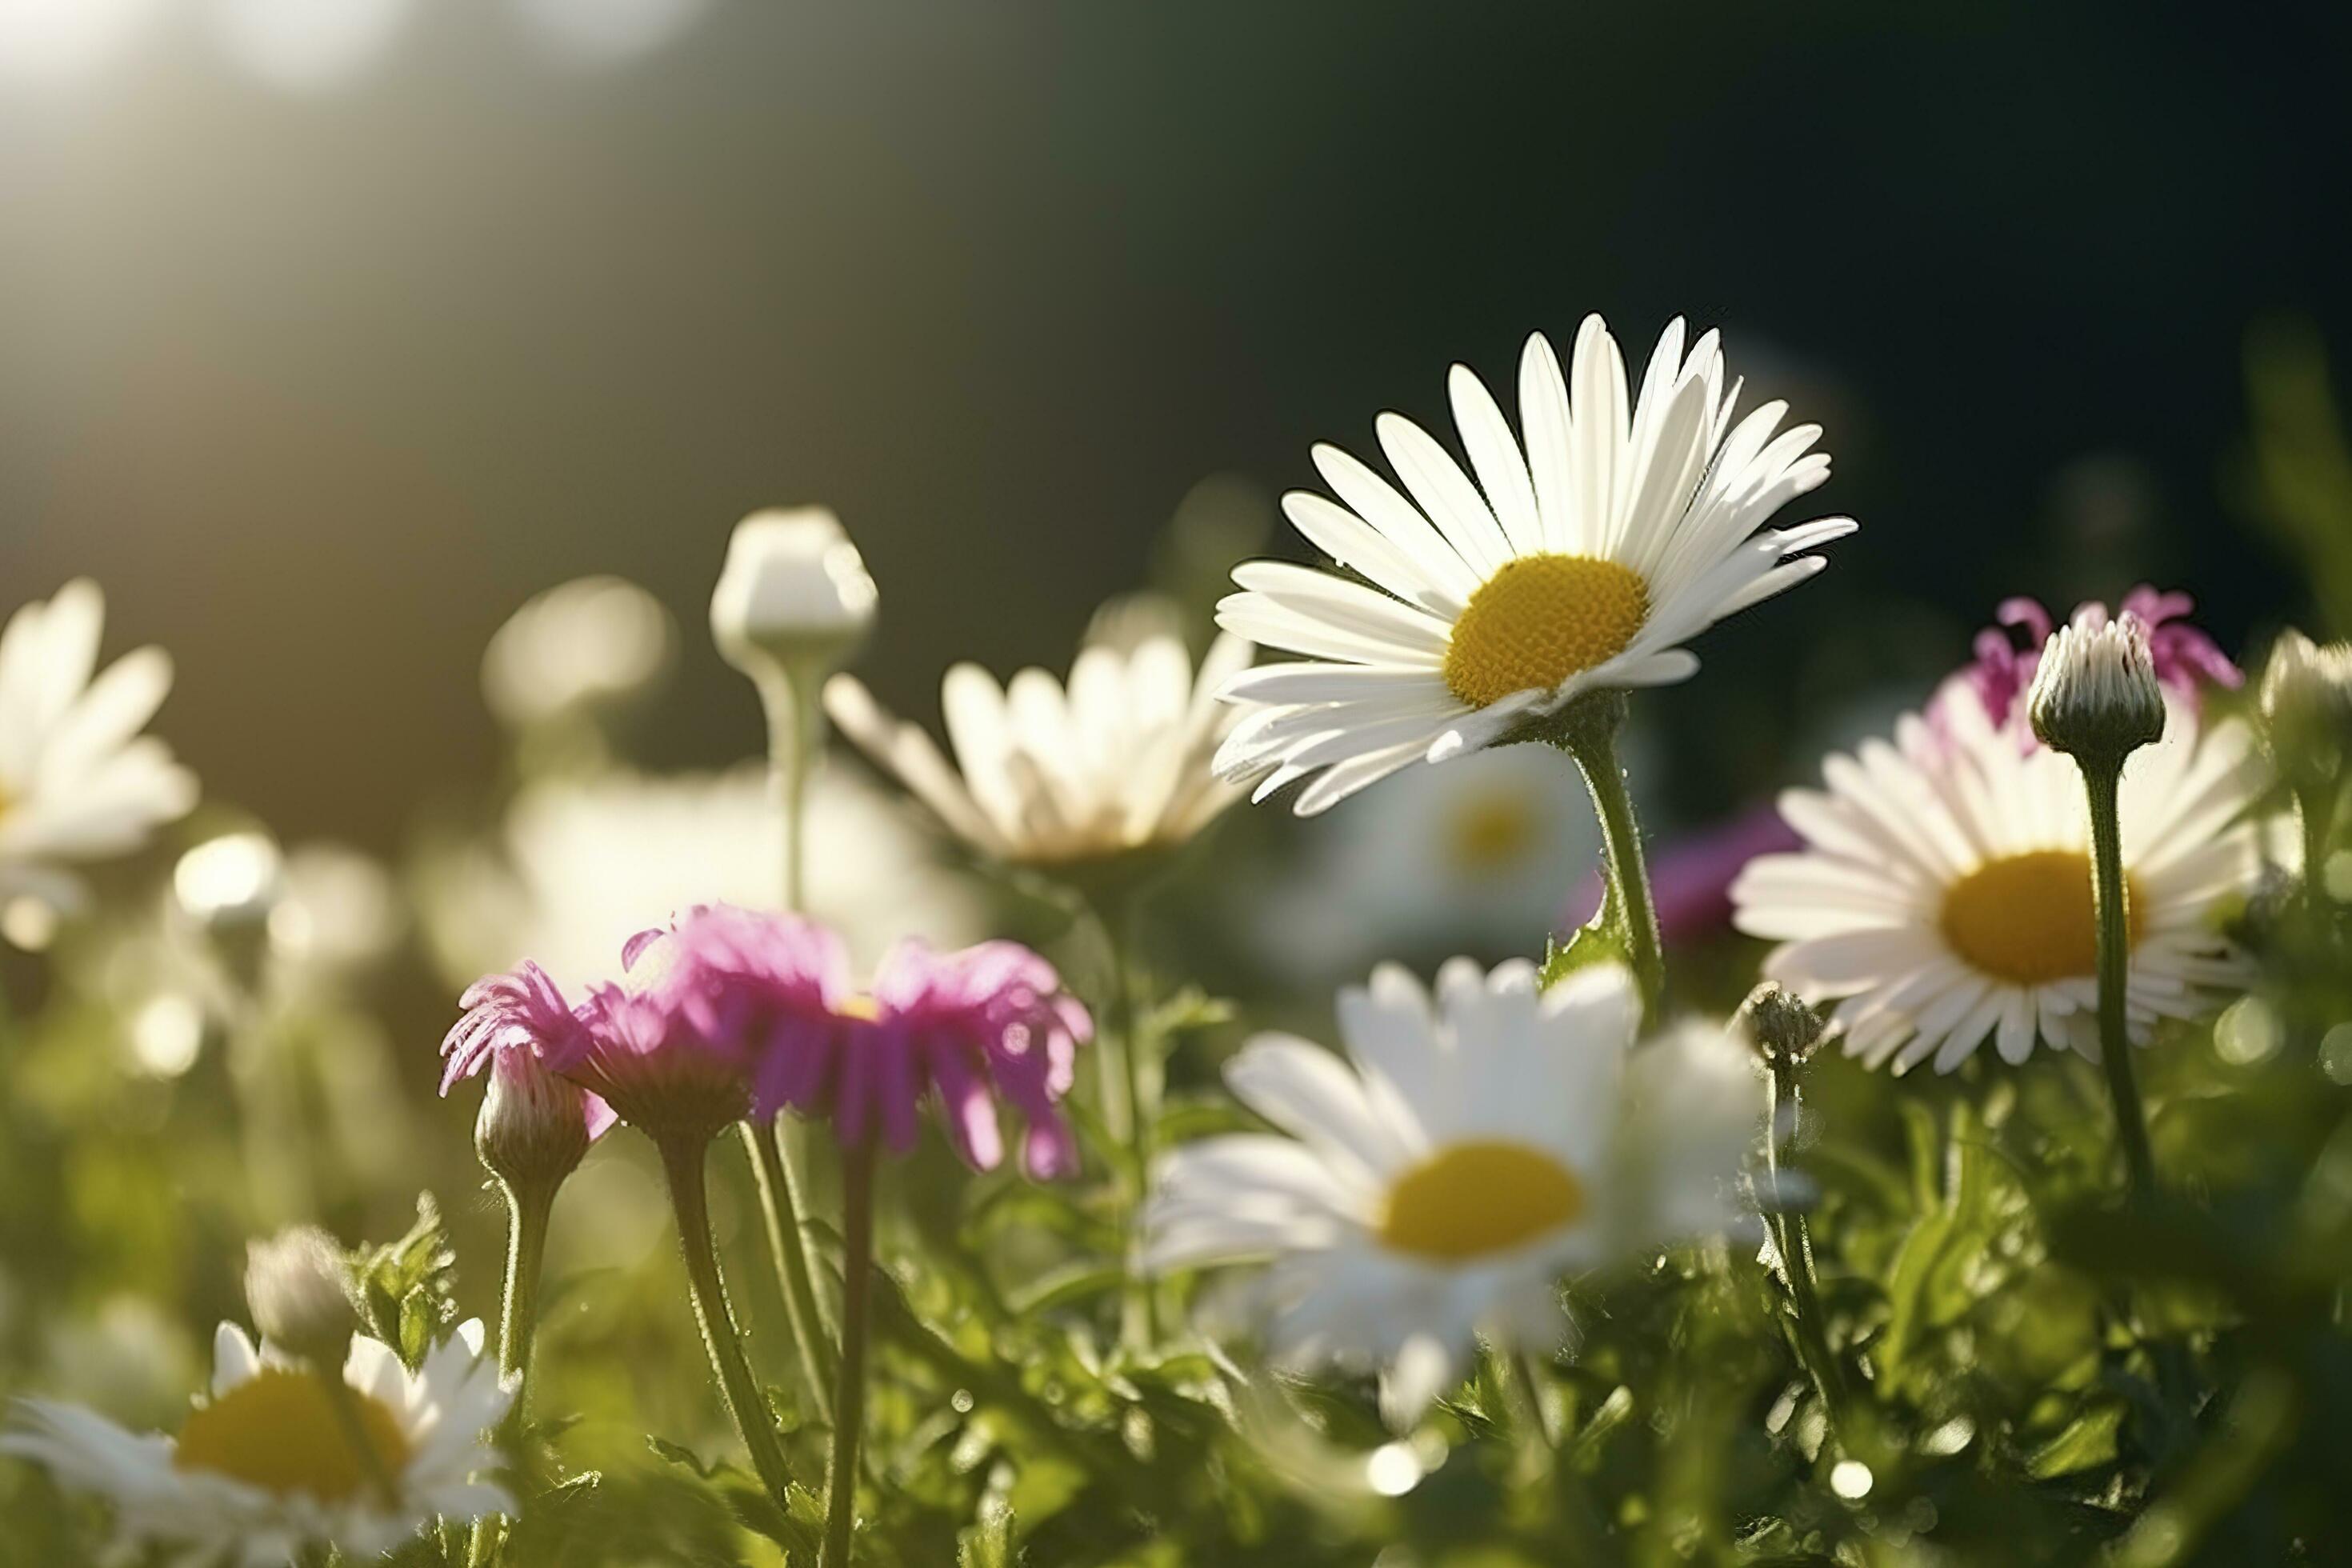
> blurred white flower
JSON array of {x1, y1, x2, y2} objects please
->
[
  {"x1": 3, "y1": 1321, "x2": 509, "y2": 1565},
  {"x1": 482, "y1": 575, "x2": 674, "y2": 730},
  {"x1": 1251, "y1": 742, "x2": 1605, "y2": 980},
  {"x1": 510, "y1": 0, "x2": 709, "y2": 67},
  {"x1": 173, "y1": 833, "x2": 286, "y2": 936},
  {"x1": 205, "y1": 0, "x2": 410, "y2": 94},
  {"x1": 422, "y1": 762, "x2": 978, "y2": 993},
  {"x1": 0, "y1": 581, "x2": 198, "y2": 925},
  {"x1": 0, "y1": 0, "x2": 164, "y2": 82},
  {"x1": 1146, "y1": 961, "x2": 1764, "y2": 1427},
  {"x1": 710, "y1": 507, "x2": 877, "y2": 685},
  {"x1": 826, "y1": 597, "x2": 1252, "y2": 870},
  {"x1": 269, "y1": 843, "x2": 402, "y2": 976}
]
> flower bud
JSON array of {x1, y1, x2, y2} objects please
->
[
  {"x1": 709, "y1": 507, "x2": 877, "y2": 683},
  {"x1": 476, "y1": 1047, "x2": 603, "y2": 1190},
  {"x1": 1736, "y1": 982, "x2": 1826, "y2": 1067},
  {"x1": 2028, "y1": 614, "x2": 2166, "y2": 762},
  {"x1": 2258, "y1": 628, "x2": 2352, "y2": 778},
  {"x1": 173, "y1": 832, "x2": 286, "y2": 937},
  {"x1": 243, "y1": 1226, "x2": 355, "y2": 1366}
]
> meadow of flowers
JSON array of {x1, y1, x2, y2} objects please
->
[{"x1": 4, "y1": 314, "x2": 2352, "y2": 1567}]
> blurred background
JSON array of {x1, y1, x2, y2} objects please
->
[{"x1": 5, "y1": 0, "x2": 2349, "y2": 851}]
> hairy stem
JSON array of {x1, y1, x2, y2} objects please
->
[
  {"x1": 1554, "y1": 693, "x2": 1665, "y2": 1016},
  {"x1": 739, "y1": 1117, "x2": 837, "y2": 1410},
  {"x1": 2080, "y1": 761, "x2": 2158, "y2": 1198},
  {"x1": 822, "y1": 1141, "x2": 878, "y2": 1568},
  {"x1": 466, "y1": 1176, "x2": 558, "y2": 1567},
  {"x1": 658, "y1": 1134, "x2": 794, "y2": 1503}
]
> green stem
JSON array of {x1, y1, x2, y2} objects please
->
[
  {"x1": 739, "y1": 1117, "x2": 837, "y2": 1410},
  {"x1": 822, "y1": 1142, "x2": 878, "y2": 1568},
  {"x1": 466, "y1": 1176, "x2": 558, "y2": 1567},
  {"x1": 760, "y1": 665, "x2": 822, "y2": 914},
  {"x1": 1554, "y1": 693, "x2": 1665, "y2": 1017},
  {"x1": 657, "y1": 1134, "x2": 794, "y2": 1504},
  {"x1": 1096, "y1": 898, "x2": 1158, "y2": 1349},
  {"x1": 2081, "y1": 761, "x2": 2158, "y2": 1199},
  {"x1": 1762, "y1": 1058, "x2": 1846, "y2": 1426}
]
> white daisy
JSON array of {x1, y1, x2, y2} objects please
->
[
  {"x1": 1214, "y1": 316, "x2": 1853, "y2": 814},
  {"x1": 0, "y1": 579, "x2": 198, "y2": 916},
  {"x1": 1730, "y1": 687, "x2": 2264, "y2": 1074},
  {"x1": 824, "y1": 596, "x2": 1255, "y2": 868},
  {"x1": 1146, "y1": 960, "x2": 1764, "y2": 1426},
  {"x1": 4, "y1": 1320, "x2": 510, "y2": 1566}
]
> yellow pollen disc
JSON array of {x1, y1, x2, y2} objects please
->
[
  {"x1": 174, "y1": 1368, "x2": 410, "y2": 1503},
  {"x1": 1938, "y1": 850, "x2": 2146, "y2": 987},
  {"x1": 1446, "y1": 790, "x2": 1539, "y2": 875},
  {"x1": 835, "y1": 993, "x2": 882, "y2": 1022},
  {"x1": 1378, "y1": 1140, "x2": 1586, "y2": 1262},
  {"x1": 1443, "y1": 554, "x2": 1650, "y2": 710}
]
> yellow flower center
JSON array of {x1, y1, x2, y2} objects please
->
[
  {"x1": 1938, "y1": 850, "x2": 2145, "y2": 987},
  {"x1": 1443, "y1": 554, "x2": 1649, "y2": 710},
  {"x1": 1445, "y1": 789, "x2": 1540, "y2": 875},
  {"x1": 174, "y1": 1368, "x2": 410, "y2": 1503},
  {"x1": 835, "y1": 993, "x2": 882, "y2": 1022},
  {"x1": 1379, "y1": 1140, "x2": 1586, "y2": 1261}
]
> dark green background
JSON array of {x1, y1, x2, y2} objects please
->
[{"x1": 2, "y1": 0, "x2": 2342, "y2": 841}]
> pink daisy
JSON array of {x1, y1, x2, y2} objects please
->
[
  {"x1": 1955, "y1": 584, "x2": 2239, "y2": 734},
  {"x1": 439, "y1": 961, "x2": 616, "y2": 1144},
  {"x1": 666, "y1": 905, "x2": 1092, "y2": 1178}
]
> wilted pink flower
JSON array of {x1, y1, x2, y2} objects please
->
[
  {"x1": 666, "y1": 905, "x2": 1091, "y2": 1178},
  {"x1": 1955, "y1": 584, "x2": 2239, "y2": 734},
  {"x1": 439, "y1": 960, "x2": 616, "y2": 1148}
]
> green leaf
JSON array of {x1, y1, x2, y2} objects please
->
[
  {"x1": 957, "y1": 1492, "x2": 1016, "y2": 1568},
  {"x1": 2026, "y1": 1402, "x2": 2125, "y2": 1478},
  {"x1": 1011, "y1": 1264, "x2": 1122, "y2": 1316},
  {"x1": 1538, "y1": 879, "x2": 1630, "y2": 990}
]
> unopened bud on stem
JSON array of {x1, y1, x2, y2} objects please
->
[
  {"x1": 2029, "y1": 614, "x2": 2166, "y2": 763},
  {"x1": 476, "y1": 1048, "x2": 601, "y2": 1190},
  {"x1": 1738, "y1": 983, "x2": 1827, "y2": 1068},
  {"x1": 244, "y1": 1226, "x2": 356, "y2": 1367},
  {"x1": 710, "y1": 507, "x2": 877, "y2": 686},
  {"x1": 2258, "y1": 628, "x2": 2352, "y2": 774}
]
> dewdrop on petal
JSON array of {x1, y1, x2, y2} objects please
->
[
  {"x1": 2028, "y1": 614, "x2": 2166, "y2": 762},
  {"x1": 710, "y1": 506, "x2": 878, "y2": 683},
  {"x1": 244, "y1": 1226, "x2": 356, "y2": 1367}
]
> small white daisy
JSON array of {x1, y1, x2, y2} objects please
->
[
  {"x1": 1213, "y1": 316, "x2": 1853, "y2": 814},
  {"x1": 4, "y1": 1320, "x2": 510, "y2": 1566},
  {"x1": 825, "y1": 596, "x2": 1255, "y2": 868},
  {"x1": 1146, "y1": 960, "x2": 1764, "y2": 1426},
  {"x1": 0, "y1": 579, "x2": 198, "y2": 917},
  {"x1": 1730, "y1": 686, "x2": 2265, "y2": 1074}
]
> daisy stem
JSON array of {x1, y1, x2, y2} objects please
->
[
  {"x1": 466, "y1": 1175, "x2": 556, "y2": 1568},
  {"x1": 823, "y1": 1140, "x2": 879, "y2": 1568},
  {"x1": 657, "y1": 1133, "x2": 795, "y2": 1505},
  {"x1": 740, "y1": 1117, "x2": 838, "y2": 1410},
  {"x1": 747, "y1": 661, "x2": 842, "y2": 1410},
  {"x1": 1761, "y1": 1058, "x2": 1846, "y2": 1424},
  {"x1": 1555, "y1": 692, "x2": 1665, "y2": 1017},
  {"x1": 2081, "y1": 761, "x2": 2159, "y2": 1199},
  {"x1": 1094, "y1": 894, "x2": 1159, "y2": 1350}
]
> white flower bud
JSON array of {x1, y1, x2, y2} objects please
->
[
  {"x1": 2028, "y1": 614, "x2": 2166, "y2": 762},
  {"x1": 483, "y1": 575, "x2": 674, "y2": 728},
  {"x1": 243, "y1": 1226, "x2": 355, "y2": 1366},
  {"x1": 173, "y1": 832, "x2": 286, "y2": 936},
  {"x1": 2258, "y1": 628, "x2": 2352, "y2": 774},
  {"x1": 476, "y1": 1048, "x2": 597, "y2": 1190},
  {"x1": 709, "y1": 507, "x2": 877, "y2": 682}
]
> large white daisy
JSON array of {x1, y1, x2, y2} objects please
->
[
  {"x1": 1146, "y1": 960, "x2": 1764, "y2": 1426},
  {"x1": 826, "y1": 596, "x2": 1254, "y2": 869},
  {"x1": 1213, "y1": 316, "x2": 1852, "y2": 814},
  {"x1": 0, "y1": 579, "x2": 198, "y2": 916},
  {"x1": 4, "y1": 1321, "x2": 510, "y2": 1566},
  {"x1": 1730, "y1": 686, "x2": 2264, "y2": 1074}
]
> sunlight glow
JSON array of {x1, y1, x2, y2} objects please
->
[{"x1": 206, "y1": 0, "x2": 412, "y2": 94}]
